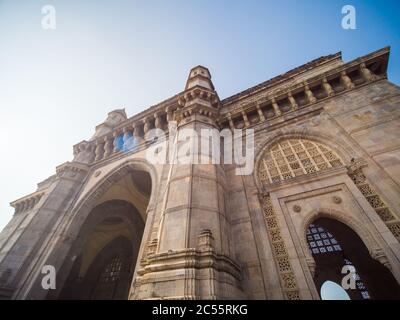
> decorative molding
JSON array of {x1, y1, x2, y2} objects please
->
[
  {"x1": 56, "y1": 161, "x2": 90, "y2": 178},
  {"x1": 332, "y1": 196, "x2": 342, "y2": 204},
  {"x1": 259, "y1": 193, "x2": 300, "y2": 300},
  {"x1": 219, "y1": 50, "x2": 388, "y2": 127},
  {"x1": 293, "y1": 205, "x2": 301, "y2": 213},
  {"x1": 11, "y1": 192, "x2": 45, "y2": 215},
  {"x1": 347, "y1": 158, "x2": 400, "y2": 241}
]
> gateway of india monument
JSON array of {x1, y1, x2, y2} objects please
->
[{"x1": 1, "y1": 46, "x2": 400, "y2": 300}]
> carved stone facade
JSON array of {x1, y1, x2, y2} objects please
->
[{"x1": 1, "y1": 47, "x2": 400, "y2": 299}]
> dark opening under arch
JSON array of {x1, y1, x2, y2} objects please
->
[
  {"x1": 306, "y1": 217, "x2": 400, "y2": 300},
  {"x1": 57, "y1": 200, "x2": 145, "y2": 300}
]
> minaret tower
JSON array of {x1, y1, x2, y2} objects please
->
[{"x1": 133, "y1": 66, "x2": 244, "y2": 299}]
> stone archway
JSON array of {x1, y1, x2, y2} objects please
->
[
  {"x1": 43, "y1": 163, "x2": 155, "y2": 300},
  {"x1": 57, "y1": 200, "x2": 144, "y2": 299},
  {"x1": 304, "y1": 217, "x2": 400, "y2": 300}
]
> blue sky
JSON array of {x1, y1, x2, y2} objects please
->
[{"x1": 0, "y1": 0, "x2": 399, "y2": 230}]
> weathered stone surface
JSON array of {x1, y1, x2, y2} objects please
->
[{"x1": 1, "y1": 47, "x2": 400, "y2": 300}]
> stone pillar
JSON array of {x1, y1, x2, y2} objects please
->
[
  {"x1": 112, "y1": 131, "x2": 120, "y2": 153},
  {"x1": 241, "y1": 110, "x2": 250, "y2": 127},
  {"x1": 288, "y1": 92, "x2": 298, "y2": 110},
  {"x1": 154, "y1": 112, "x2": 163, "y2": 129},
  {"x1": 143, "y1": 117, "x2": 150, "y2": 133},
  {"x1": 304, "y1": 83, "x2": 317, "y2": 104},
  {"x1": 103, "y1": 135, "x2": 113, "y2": 158},
  {"x1": 340, "y1": 71, "x2": 355, "y2": 89},
  {"x1": 166, "y1": 106, "x2": 175, "y2": 123},
  {"x1": 0, "y1": 162, "x2": 90, "y2": 299},
  {"x1": 94, "y1": 140, "x2": 104, "y2": 161},
  {"x1": 271, "y1": 98, "x2": 281, "y2": 116},
  {"x1": 133, "y1": 123, "x2": 144, "y2": 145},
  {"x1": 133, "y1": 66, "x2": 243, "y2": 300},
  {"x1": 122, "y1": 127, "x2": 132, "y2": 151},
  {"x1": 322, "y1": 77, "x2": 335, "y2": 97},
  {"x1": 255, "y1": 102, "x2": 265, "y2": 122},
  {"x1": 360, "y1": 62, "x2": 377, "y2": 82},
  {"x1": 73, "y1": 141, "x2": 95, "y2": 164},
  {"x1": 227, "y1": 113, "x2": 235, "y2": 130}
]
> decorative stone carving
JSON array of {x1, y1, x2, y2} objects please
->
[
  {"x1": 143, "y1": 117, "x2": 151, "y2": 134},
  {"x1": 255, "y1": 102, "x2": 265, "y2": 121},
  {"x1": 360, "y1": 62, "x2": 377, "y2": 82},
  {"x1": 133, "y1": 123, "x2": 143, "y2": 143},
  {"x1": 288, "y1": 92, "x2": 298, "y2": 110},
  {"x1": 12, "y1": 193, "x2": 44, "y2": 215},
  {"x1": 370, "y1": 248, "x2": 392, "y2": 270},
  {"x1": 259, "y1": 138, "x2": 344, "y2": 185},
  {"x1": 90, "y1": 109, "x2": 127, "y2": 140},
  {"x1": 134, "y1": 247, "x2": 242, "y2": 299},
  {"x1": 94, "y1": 170, "x2": 101, "y2": 178},
  {"x1": 340, "y1": 71, "x2": 355, "y2": 89},
  {"x1": 73, "y1": 141, "x2": 95, "y2": 164},
  {"x1": 241, "y1": 111, "x2": 250, "y2": 127},
  {"x1": 348, "y1": 158, "x2": 400, "y2": 241},
  {"x1": 259, "y1": 193, "x2": 300, "y2": 300},
  {"x1": 332, "y1": 196, "x2": 342, "y2": 204},
  {"x1": 165, "y1": 106, "x2": 175, "y2": 123},
  {"x1": 271, "y1": 97, "x2": 282, "y2": 116},
  {"x1": 347, "y1": 161, "x2": 364, "y2": 181},
  {"x1": 94, "y1": 140, "x2": 104, "y2": 161},
  {"x1": 227, "y1": 113, "x2": 235, "y2": 130},
  {"x1": 113, "y1": 131, "x2": 120, "y2": 153},
  {"x1": 293, "y1": 205, "x2": 301, "y2": 213},
  {"x1": 197, "y1": 229, "x2": 214, "y2": 252},
  {"x1": 154, "y1": 113, "x2": 163, "y2": 129},
  {"x1": 304, "y1": 83, "x2": 317, "y2": 104},
  {"x1": 56, "y1": 161, "x2": 89, "y2": 180},
  {"x1": 322, "y1": 77, "x2": 335, "y2": 97},
  {"x1": 103, "y1": 135, "x2": 113, "y2": 158},
  {"x1": 147, "y1": 239, "x2": 158, "y2": 256}
]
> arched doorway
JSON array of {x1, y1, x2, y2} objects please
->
[
  {"x1": 56, "y1": 169, "x2": 152, "y2": 300},
  {"x1": 306, "y1": 217, "x2": 400, "y2": 300}
]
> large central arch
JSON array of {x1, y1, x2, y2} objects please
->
[
  {"x1": 42, "y1": 159, "x2": 158, "y2": 300},
  {"x1": 57, "y1": 200, "x2": 144, "y2": 299}
]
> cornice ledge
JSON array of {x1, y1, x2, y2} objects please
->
[{"x1": 138, "y1": 248, "x2": 242, "y2": 279}]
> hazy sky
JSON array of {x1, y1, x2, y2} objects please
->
[{"x1": 0, "y1": 0, "x2": 399, "y2": 230}]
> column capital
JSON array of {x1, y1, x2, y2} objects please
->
[{"x1": 56, "y1": 161, "x2": 90, "y2": 179}]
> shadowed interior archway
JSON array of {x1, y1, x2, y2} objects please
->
[
  {"x1": 306, "y1": 217, "x2": 400, "y2": 300},
  {"x1": 54, "y1": 169, "x2": 152, "y2": 300}
]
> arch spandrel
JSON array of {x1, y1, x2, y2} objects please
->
[{"x1": 71, "y1": 157, "x2": 160, "y2": 220}]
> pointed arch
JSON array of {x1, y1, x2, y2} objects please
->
[
  {"x1": 254, "y1": 129, "x2": 355, "y2": 192},
  {"x1": 300, "y1": 208, "x2": 378, "y2": 261},
  {"x1": 301, "y1": 212, "x2": 400, "y2": 299},
  {"x1": 18, "y1": 158, "x2": 160, "y2": 300},
  {"x1": 73, "y1": 158, "x2": 159, "y2": 218}
]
